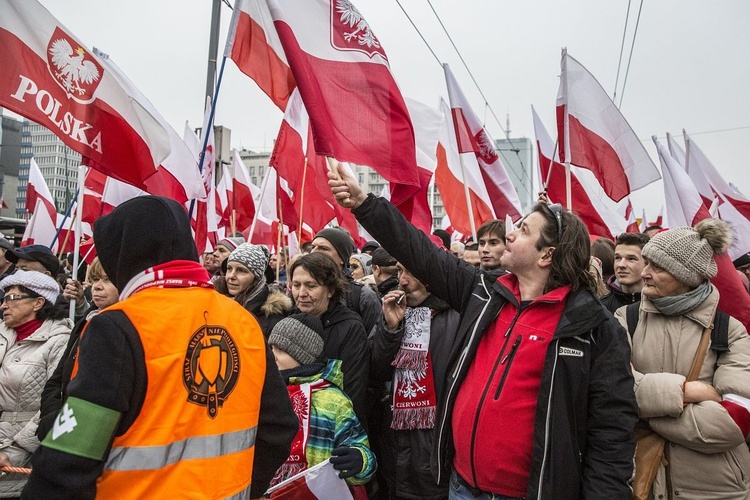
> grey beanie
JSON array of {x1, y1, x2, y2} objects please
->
[
  {"x1": 228, "y1": 243, "x2": 270, "y2": 281},
  {"x1": 216, "y1": 236, "x2": 246, "y2": 252},
  {"x1": 641, "y1": 220, "x2": 731, "y2": 287},
  {"x1": 268, "y1": 313, "x2": 325, "y2": 366},
  {"x1": 314, "y1": 227, "x2": 354, "y2": 267},
  {"x1": 350, "y1": 253, "x2": 372, "y2": 276}
]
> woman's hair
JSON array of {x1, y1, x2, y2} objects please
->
[
  {"x1": 289, "y1": 253, "x2": 346, "y2": 302},
  {"x1": 85, "y1": 257, "x2": 105, "y2": 283},
  {"x1": 16, "y1": 285, "x2": 69, "y2": 321},
  {"x1": 533, "y1": 203, "x2": 597, "y2": 294}
]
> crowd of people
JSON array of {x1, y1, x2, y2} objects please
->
[{"x1": 0, "y1": 168, "x2": 744, "y2": 499}]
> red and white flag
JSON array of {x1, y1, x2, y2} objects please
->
[
  {"x1": 231, "y1": 151, "x2": 257, "y2": 233},
  {"x1": 216, "y1": 163, "x2": 233, "y2": 230},
  {"x1": 684, "y1": 130, "x2": 750, "y2": 222},
  {"x1": 444, "y1": 64, "x2": 523, "y2": 222},
  {"x1": 653, "y1": 136, "x2": 709, "y2": 228},
  {"x1": 624, "y1": 200, "x2": 639, "y2": 233},
  {"x1": 268, "y1": 460, "x2": 352, "y2": 499},
  {"x1": 433, "y1": 98, "x2": 494, "y2": 237},
  {"x1": 26, "y1": 157, "x2": 57, "y2": 220},
  {"x1": 666, "y1": 132, "x2": 686, "y2": 169},
  {"x1": 91, "y1": 49, "x2": 204, "y2": 203},
  {"x1": 556, "y1": 49, "x2": 660, "y2": 201},
  {"x1": 532, "y1": 107, "x2": 625, "y2": 239},
  {"x1": 0, "y1": 0, "x2": 170, "y2": 188},
  {"x1": 225, "y1": 0, "x2": 296, "y2": 110},
  {"x1": 250, "y1": 0, "x2": 421, "y2": 205},
  {"x1": 21, "y1": 197, "x2": 81, "y2": 253}
]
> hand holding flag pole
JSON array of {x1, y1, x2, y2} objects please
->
[{"x1": 327, "y1": 159, "x2": 366, "y2": 210}]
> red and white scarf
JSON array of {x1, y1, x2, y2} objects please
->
[
  {"x1": 391, "y1": 306, "x2": 437, "y2": 430},
  {"x1": 120, "y1": 260, "x2": 213, "y2": 300},
  {"x1": 272, "y1": 379, "x2": 330, "y2": 485}
]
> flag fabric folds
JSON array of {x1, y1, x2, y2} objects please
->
[
  {"x1": 26, "y1": 157, "x2": 57, "y2": 220},
  {"x1": 556, "y1": 49, "x2": 660, "y2": 201},
  {"x1": 0, "y1": 0, "x2": 170, "y2": 188},
  {"x1": 444, "y1": 64, "x2": 523, "y2": 222},
  {"x1": 268, "y1": 460, "x2": 353, "y2": 499}
]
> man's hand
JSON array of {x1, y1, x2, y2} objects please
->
[
  {"x1": 327, "y1": 160, "x2": 367, "y2": 210},
  {"x1": 683, "y1": 381, "x2": 721, "y2": 403},
  {"x1": 382, "y1": 290, "x2": 406, "y2": 331}
]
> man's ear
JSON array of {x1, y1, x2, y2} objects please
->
[{"x1": 538, "y1": 247, "x2": 555, "y2": 268}]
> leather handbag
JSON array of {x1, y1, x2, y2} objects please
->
[{"x1": 632, "y1": 318, "x2": 714, "y2": 500}]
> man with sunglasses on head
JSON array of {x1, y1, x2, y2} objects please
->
[{"x1": 328, "y1": 164, "x2": 637, "y2": 500}]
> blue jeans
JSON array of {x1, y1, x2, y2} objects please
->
[{"x1": 448, "y1": 471, "x2": 524, "y2": 500}]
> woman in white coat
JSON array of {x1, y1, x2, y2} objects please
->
[{"x1": 0, "y1": 270, "x2": 71, "y2": 497}]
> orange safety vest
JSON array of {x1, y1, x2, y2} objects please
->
[{"x1": 93, "y1": 287, "x2": 267, "y2": 499}]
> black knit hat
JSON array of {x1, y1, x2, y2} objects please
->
[
  {"x1": 268, "y1": 313, "x2": 325, "y2": 366},
  {"x1": 314, "y1": 227, "x2": 354, "y2": 267},
  {"x1": 371, "y1": 247, "x2": 396, "y2": 267}
]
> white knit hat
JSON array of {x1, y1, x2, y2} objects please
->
[{"x1": 0, "y1": 270, "x2": 60, "y2": 303}]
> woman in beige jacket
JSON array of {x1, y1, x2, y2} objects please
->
[
  {"x1": 615, "y1": 219, "x2": 750, "y2": 499},
  {"x1": 0, "y1": 270, "x2": 71, "y2": 498}
]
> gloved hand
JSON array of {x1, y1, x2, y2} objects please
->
[{"x1": 329, "y1": 447, "x2": 364, "y2": 479}]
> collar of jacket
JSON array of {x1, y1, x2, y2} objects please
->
[
  {"x1": 493, "y1": 273, "x2": 608, "y2": 339},
  {"x1": 606, "y1": 275, "x2": 641, "y2": 302},
  {"x1": 0, "y1": 317, "x2": 72, "y2": 344},
  {"x1": 639, "y1": 285, "x2": 719, "y2": 329}
]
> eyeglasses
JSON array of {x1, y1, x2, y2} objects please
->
[
  {"x1": 547, "y1": 203, "x2": 563, "y2": 240},
  {"x1": 2, "y1": 294, "x2": 33, "y2": 304}
]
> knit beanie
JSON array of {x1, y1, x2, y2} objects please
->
[
  {"x1": 350, "y1": 253, "x2": 372, "y2": 276},
  {"x1": 216, "y1": 236, "x2": 246, "y2": 252},
  {"x1": 268, "y1": 313, "x2": 325, "y2": 366},
  {"x1": 0, "y1": 270, "x2": 60, "y2": 303},
  {"x1": 314, "y1": 227, "x2": 354, "y2": 266},
  {"x1": 228, "y1": 243, "x2": 270, "y2": 281},
  {"x1": 641, "y1": 219, "x2": 731, "y2": 287},
  {"x1": 371, "y1": 247, "x2": 397, "y2": 267}
]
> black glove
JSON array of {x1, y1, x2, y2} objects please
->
[{"x1": 329, "y1": 447, "x2": 364, "y2": 479}]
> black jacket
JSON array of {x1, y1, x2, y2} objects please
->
[
  {"x1": 319, "y1": 301, "x2": 370, "y2": 426},
  {"x1": 370, "y1": 294, "x2": 458, "y2": 500},
  {"x1": 600, "y1": 276, "x2": 641, "y2": 314},
  {"x1": 353, "y1": 194, "x2": 637, "y2": 500}
]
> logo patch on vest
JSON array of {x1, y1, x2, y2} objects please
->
[
  {"x1": 559, "y1": 346, "x2": 584, "y2": 357},
  {"x1": 184, "y1": 323, "x2": 240, "y2": 419}
]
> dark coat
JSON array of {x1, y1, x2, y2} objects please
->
[
  {"x1": 370, "y1": 294, "x2": 459, "y2": 500},
  {"x1": 600, "y1": 276, "x2": 640, "y2": 314},
  {"x1": 353, "y1": 194, "x2": 638, "y2": 500}
]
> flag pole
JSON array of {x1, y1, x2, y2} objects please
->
[
  {"x1": 543, "y1": 139, "x2": 560, "y2": 189},
  {"x1": 297, "y1": 158, "x2": 308, "y2": 243},
  {"x1": 565, "y1": 161, "x2": 572, "y2": 210},
  {"x1": 248, "y1": 167, "x2": 273, "y2": 242},
  {"x1": 69, "y1": 164, "x2": 85, "y2": 321},
  {"x1": 57, "y1": 211, "x2": 76, "y2": 260},
  {"x1": 189, "y1": 56, "x2": 227, "y2": 220},
  {"x1": 276, "y1": 198, "x2": 283, "y2": 284},
  {"x1": 50, "y1": 189, "x2": 79, "y2": 249}
]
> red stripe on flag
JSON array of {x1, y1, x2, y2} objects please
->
[
  {"x1": 557, "y1": 106, "x2": 630, "y2": 202},
  {"x1": 230, "y1": 11, "x2": 296, "y2": 111}
]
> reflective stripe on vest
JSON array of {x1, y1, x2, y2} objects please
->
[{"x1": 106, "y1": 425, "x2": 257, "y2": 472}]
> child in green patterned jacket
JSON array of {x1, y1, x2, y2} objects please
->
[{"x1": 267, "y1": 313, "x2": 376, "y2": 489}]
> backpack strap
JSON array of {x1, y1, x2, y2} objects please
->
[
  {"x1": 710, "y1": 309, "x2": 730, "y2": 354},
  {"x1": 626, "y1": 301, "x2": 640, "y2": 337},
  {"x1": 346, "y1": 281, "x2": 363, "y2": 314}
]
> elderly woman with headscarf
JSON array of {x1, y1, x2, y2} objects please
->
[
  {"x1": 214, "y1": 243, "x2": 292, "y2": 337},
  {"x1": 0, "y1": 270, "x2": 71, "y2": 497},
  {"x1": 615, "y1": 219, "x2": 750, "y2": 499}
]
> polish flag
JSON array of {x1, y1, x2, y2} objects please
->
[
  {"x1": 532, "y1": 107, "x2": 625, "y2": 239},
  {"x1": 216, "y1": 163, "x2": 233, "y2": 230},
  {"x1": 21, "y1": 197, "x2": 78, "y2": 253},
  {"x1": 650, "y1": 206, "x2": 663, "y2": 228},
  {"x1": 684, "y1": 130, "x2": 750, "y2": 222},
  {"x1": 260, "y1": 0, "x2": 421, "y2": 205},
  {"x1": 0, "y1": 0, "x2": 171, "y2": 188},
  {"x1": 245, "y1": 168, "x2": 279, "y2": 247},
  {"x1": 625, "y1": 200, "x2": 639, "y2": 233},
  {"x1": 639, "y1": 209, "x2": 648, "y2": 233},
  {"x1": 653, "y1": 136, "x2": 709, "y2": 229},
  {"x1": 100, "y1": 176, "x2": 145, "y2": 215},
  {"x1": 26, "y1": 157, "x2": 57, "y2": 220},
  {"x1": 556, "y1": 49, "x2": 660, "y2": 201},
  {"x1": 91, "y1": 49, "x2": 204, "y2": 203},
  {"x1": 192, "y1": 99, "x2": 219, "y2": 253},
  {"x1": 81, "y1": 167, "x2": 106, "y2": 224},
  {"x1": 433, "y1": 98, "x2": 494, "y2": 237},
  {"x1": 682, "y1": 132, "x2": 750, "y2": 259},
  {"x1": 391, "y1": 98, "x2": 444, "y2": 238},
  {"x1": 444, "y1": 64, "x2": 523, "y2": 222},
  {"x1": 268, "y1": 460, "x2": 352, "y2": 500},
  {"x1": 666, "y1": 132, "x2": 687, "y2": 169},
  {"x1": 225, "y1": 0, "x2": 296, "y2": 111},
  {"x1": 231, "y1": 151, "x2": 258, "y2": 233}
]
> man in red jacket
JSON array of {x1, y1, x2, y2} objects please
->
[{"x1": 328, "y1": 164, "x2": 637, "y2": 500}]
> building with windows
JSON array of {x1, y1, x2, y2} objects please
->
[
  {"x1": 236, "y1": 148, "x2": 271, "y2": 189},
  {"x1": 18, "y1": 120, "x2": 79, "y2": 219},
  {"x1": 0, "y1": 113, "x2": 22, "y2": 215}
]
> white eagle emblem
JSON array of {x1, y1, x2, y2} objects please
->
[
  {"x1": 335, "y1": 0, "x2": 380, "y2": 50},
  {"x1": 48, "y1": 38, "x2": 100, "y2": 96}
]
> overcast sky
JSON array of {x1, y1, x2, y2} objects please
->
[{"x1": 29, "y1": 0, "x2": 750, "y2": 218}]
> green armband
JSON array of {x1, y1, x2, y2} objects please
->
[{"x1": 41, "y1": 397, "x2": 121, "y2": 461}]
